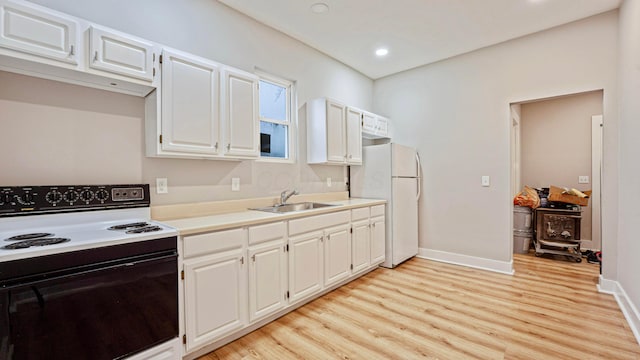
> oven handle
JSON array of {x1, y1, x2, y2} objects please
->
[{"x1": 1, "y1": 252, "x2": 177, "y2": 289}]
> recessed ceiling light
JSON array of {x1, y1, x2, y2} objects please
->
[
  {"x1": 375, "y1": 48, "x2": 389, "y2": 57},
  {"x1": 310, "y1": 3, "x2": 329, "y2": 14}
]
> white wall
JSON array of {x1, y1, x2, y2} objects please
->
[
  {"x1": 2, "y1": 0, "x2": 374, "y2": 204},
  {"x1": 373, "y1": 12, "x2": 618, "y2": 269},
  {"x1": 617, "y1": 0, "x2": 640, "y2": 326}
]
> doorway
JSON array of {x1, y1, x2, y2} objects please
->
[{"x1": 511, "y1": 90, "x2": 603, "y2": 252}]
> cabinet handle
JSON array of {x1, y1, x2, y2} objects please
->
[
  {"x1": 372, "y1": 223, "x2": 376, "y2": 228},
  {"x1": 93, "y1": 51, "x2": 98, "y2": 62},
  {"x1": 348, "y1": 154, "x2": 353, "y2": 159},
  {"x1": 251, "y1": 254, "x2": 256, "y2": 262},
  {"x1": 214, "y1": 142, "x2": 218, "y2": 150},
  {"x1": 227, "y1": 143, "x2": 231, "y2": 151},
  {"x1": 240, "y1": 256, "x2": 244, "y2": 265},
  {"x1": 69, "y1": 45, "x2": 75, "y2": 56}
]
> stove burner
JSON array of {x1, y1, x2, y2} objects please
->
[
  {"x1": 5, "y1": 233, "x2": 54, "y2": 241},
  {"x1": 126, "y1": 226, "x2": 162, "y2": 234},
  {"x1": 2, "y1": 238, "x2": 70, "y2": 250},
  {"x1": 108, "y1": 222, "x2": 150, "y2": 231}
]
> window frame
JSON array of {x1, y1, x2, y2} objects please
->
[{"x1": 256, "y1": 71, "x2": 297, "y2": 163}]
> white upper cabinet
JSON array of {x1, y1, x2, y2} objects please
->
[
  {"x1": 222, "y1": 67, "x2": 259, "y2": 158},
  {"x1": 159, "y1": 49, "x2": 221, "y2": 157},
  {"x1": 88, "y1": 25, "x2": 155, "y2": 82},
  {"x1": 345, "y1": 107, "x2": 362, "y2": 164},
  {"x1": 0, "y1": 0, "x2": 78, "y2": 65},
  {"x1": 361, "y1": 110, "x2": 389, "y2": 139},
  {"x1": 325, "y1": 100, "x2": 347, "y2": 163},
  {"x1": 307, "y1": 98, "x2": 362, "y2": 165}
]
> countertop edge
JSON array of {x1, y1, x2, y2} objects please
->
[{"x1": 161, "y1": 199, "x2": 386, "y2": 236}]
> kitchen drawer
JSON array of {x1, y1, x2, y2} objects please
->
[
  {"x1": 288, "y1": 210, "x2": 350, "y2": 236},
  {"x1": 248, "y1": 221, "x2": 285, "y2": 245},
  {"x1": 371, "y1": 205, "x2": 385, "y2": 217},
  {"x1": 351, "y1": 207, "x2": 369, "y2": 221},
  {"x1": 183, "y1": 227, "x2": 246, "y2": 258}
]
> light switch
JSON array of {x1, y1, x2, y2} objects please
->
[
  {"x1": 481, "y1": 176, "x2": 490, "y2": 187},
  {"x1": 231, "y1": 177, "x2": 240, "y2": 191},
  {"x1": 326, "y1": 177, "x2": 332, "y2": 187},
  {"x1": 578, "y1": 176, "x2": 590, "y2": 184},
  {"x1": 156, "y1": 178, "x2": 168, "y2": 194}
]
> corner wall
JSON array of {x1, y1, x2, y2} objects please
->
[{"x1": 373, "y1": 12, "x2": 618, "y2": 272}]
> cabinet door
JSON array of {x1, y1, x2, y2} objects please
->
[
  {"x1": 375, "y1": 116, "x2": 389, "y2": 137},
  {"x1": 362, "y1": 112, "x2": 377, "y2": 133},
  {"x1": 161, "y1": 49, "x2": 221, "y2": 156},
  {"x1": 325, "y1": 100, "x2": 346, "y2": 163},
  {"x1": 351, "y1": 219, "x2": 370, "y2": 274},
  {"x1": 248, "y1": 240, "x2": 287, "y2": 322},
  {"x1": 346, "y1": 107, "x2": 362, "y2": 164},
  {"x1": 89, "y1": 26, "x2": 155, "y2": 81},
  {"x1": 371, "y1": 215, "x2": 386, "y2": 264},
  {"x1": 223, "y1": 68, "x2": 259, "y2": 158},
  {"x1": 288, "y1": 231, "x2": 323, "y2": 304},
  {"x1": 183, "y1": 247, "x2": 247, "y2": 352},
  {"x1": 0, "y1": 1, "x2": 78, "y2": 64},
  {"x1": 324, "y1": 224, "x2": 351, "y2": 287}
]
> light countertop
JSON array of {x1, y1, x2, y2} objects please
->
[{"x1": 160, "y1": 198, "x2": 386, "y2": 236}]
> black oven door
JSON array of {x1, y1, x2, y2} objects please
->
[{"x1": 0, "y1": 251, "x2": 178, "y2": 360}]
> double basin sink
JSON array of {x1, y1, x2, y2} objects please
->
[{"x1": 251, "y1": 202, "x2": 337, "y2": 213}]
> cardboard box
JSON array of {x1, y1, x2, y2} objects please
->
[{"x1": 548, "y1": 185, "x2": 591, "y2": 206}]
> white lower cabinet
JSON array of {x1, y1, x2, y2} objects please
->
[
  {"x1": 288, "y1": 230, "x2": 324, "y2": 304},
  {"x1": 248, "y1": 222, "x2": 287, "y2": 322},
  {"x1": 323, "y1": 224, "x2": 352, "y2": 286},
  {"x1": 351, "y1": 218, "x2": 371, "y2": 274},
  {"x1": 370, "y1": 205, "x2": 386, "y2": 264},
  {"x1": 183, "y1": 228, "x2": 247, "y2": 353},
  {"x1": 181, "y1": 205, "x2": 385, "y2": 356}
]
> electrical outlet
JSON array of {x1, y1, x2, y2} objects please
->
[
  {"x1": 231, "y1": 177, "x2": 240, "y2": 191},
  {"x1": 156, "y1": 178, "x2": 168, "y2": 194},
  {"x1": 578, "y1": 176, "x2": 590, "y2": 184},
  {"x1": 326, "y1": 177, "x2": 332, "y2": 187},
  {"x1": 481, "y1": 176, "x2": 490, "y2": 187}
]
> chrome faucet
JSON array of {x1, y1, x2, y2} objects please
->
[{"x1": 279, "y1": 189, "x2": 299, "y2": 205}]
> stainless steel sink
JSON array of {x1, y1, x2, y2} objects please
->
[{"x1": 251, "y1": 202, "x2": 337, "y2": 213}]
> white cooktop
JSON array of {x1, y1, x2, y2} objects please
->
[{"x1": 0, "y1": 208, "x2": 177, "y2": 262}]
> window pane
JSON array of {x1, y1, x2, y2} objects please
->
[
  {"x1": 259, "y1": 80, "x2": 287, "y2": 121},
  {"x1": 260, "y1": 121, "x2": 288, "y2": 158}
]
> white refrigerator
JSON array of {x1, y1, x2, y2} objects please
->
[{"x1": 350, "y1": 143, "x2": 421, "y2": 268}]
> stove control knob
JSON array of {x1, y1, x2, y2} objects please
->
[
  {"x1": 45, "y1": 190, "x2": 63, "y2": 204},
  {"x1": 95, "y1": 189, "x2": 109, "y2": 202},
  {"x1": 63, "y1": 190, "x2": 79, "y2": 203},
  {"x1": 79, "y1": 190, "x2": 94, "y2": 202},
  {"x1": 20, "y1": 192, "x2": 34, "y2": 205},
  {"x1": 0, "y1": 192, "x2": 12, "y2": 205}
]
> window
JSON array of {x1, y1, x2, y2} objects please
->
[{"x1": 258, "y1": 74, "x2": 294, "y2": 160}]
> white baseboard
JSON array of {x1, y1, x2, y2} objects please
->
[
  {"x1": 417, "y1": 248, "x2": 514, "y2": 275},
  {"x1": 598, "y1": 276, "x2": 640, "y2": 345}
]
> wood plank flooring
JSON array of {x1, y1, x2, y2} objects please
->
[{"x1": 198, "y1": 253, "x2": 640, "y2": 359}]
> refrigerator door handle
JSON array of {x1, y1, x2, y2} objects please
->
[{"x1": 416, "y1": 152, "x2": 422, "y2": 201}]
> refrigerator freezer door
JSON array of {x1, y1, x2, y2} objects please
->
[
  {"x1": 391, "y1": 144, "x2": 418, "y2": 178},
  {"x1": 391, "y1": 177, "x2": 419, "y2": 266}
]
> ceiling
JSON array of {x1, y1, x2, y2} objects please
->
[{"x1": 218, "y1": 0, "x2": 620, "y2": 79}]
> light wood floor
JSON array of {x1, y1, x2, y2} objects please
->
[{"x1": 199, "y1": 253, "x2": 640, "y2": 360}]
